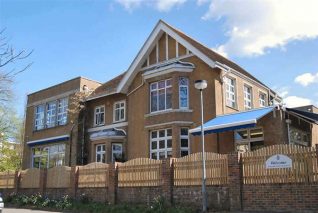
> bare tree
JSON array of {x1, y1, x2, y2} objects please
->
[{"x1": 0, "y1": 28, "x2": 33, "y2": 104}]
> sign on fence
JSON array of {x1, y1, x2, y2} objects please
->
[{"x1": 265, "y1": 154, "x2": 292, "y2": 169}]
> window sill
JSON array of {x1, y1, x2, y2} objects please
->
[
  {"x1": 113, "y1": 120, "x2": 126, "y2": 124},
  {"x1": 33, "y1": 123, "x2": 68, "y2": 132},
  {"x1": 145, "y1": 109, "x2": 193, "y2": 117},
  {"x1": 226, "y1": 105, "x2": 239, "y2": 112}
]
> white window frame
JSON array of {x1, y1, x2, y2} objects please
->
[
  {"x1": 57, "y1": 98, "x2": 68, "y2": 125},
  {"x1": 225, "y1": 77, "x2": 237, "y2": 108},
  {"x1": 150, "y1": 79, "x2": 172, "y2": 113},
  {"x1": 150, "y1": 129, "x2": 172, "y2": 160},
  {"x1": 46, "y1": 101, "x2": 57, "y2": 128},
  {"x1": 180, "y1": 128, "x2": 190, "y2": 157},
  {"x1": 243, "y1": 85, "x2": 253, "y2": 110},
  {"x1": 31, "y1": 144, "x2": 65, "y2": 168},
  {"x1": 34, "y1": 104, "x2": 45, "y2": 130},
  {"x1": 179, "y1": 77, "x2": 189, "y2": 109},
  {"x1": 113, "y1": 100, "x2": 126, "y2": 123},
  {"x1": 235, "y1": 127, "x2": 264, "y2": 152},
  {"x1": 112, "y1": 143, "x2": 123, "y2": 162},
  {"x1": 94, "y1": 105, "x2": 105, "y2": 126},
  {"x1": 96, "y1": 144, "x2": 106, "y2": 163},
  {"x1": 259, "y1": 92, "x2": 267, "y2": 107}
]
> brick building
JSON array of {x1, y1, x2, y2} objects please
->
[{"x1": 22, "y1": 20, "x2": 318, "y2": 168}]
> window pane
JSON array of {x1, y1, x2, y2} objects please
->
[
  {"x1": 151, "y1": 91, "x2": 158, "y2": 112},
  {"x1": 159, "y1": 130, "x2": 165, "y2": 138},
  {"x1": 250, "y1": 128, "x2": 263, "y2": 139},
  {"x1": 167, "y1": 129, "x2": 172, "y2": 136},
  {"x1": 180, "y1": 87, "x2": 188, "y2": 108},
  {"x1": 151, "y1": 152, "x2": 157, "y2": 160},
  {"x1": 151, "y1": 141, "x2": 157, "y2": 150},
  {"x1": 166, "y1": 79, "x2": 172, "y2": 86},
  {"x1": 181, "y1": 139, "x2": 188, "y2": 148},
  {"x1": 167, "y1": 151, "x2": 172, "y2": 158},
  {"x1": 159, "y1": 140, "x2": 165, "y2": 149},
  {"x1": 167, "y1": 139, "x2": 172, "y2": 148},
  {"x1": 158, "y1": 81, "x2": 165, "y2": 89},
  {"x1": 151, "y1": 83, "x2": 157, "y2": 90},
  {"x1": 235, "y1": 130, "x2": 248, "y2": 140},
  {"x1": 166, "y1": 87, "x2": 172, "y2": 109},
  {"x1": 159, "y1": 89, "x2": 165, "y2": 110},
  {"x1": 181, "y1": 150, "x2": 189, "y2": 157},
  {"x1": 181, "y1": 128, "x2": 188, "y2": 136},
  {"x1": 159, "y1": 152, "x2": 165, "y2": 159},
  {"x1": 112, "y1": 144, "x2": 121, "y2": 151},
  {"x1": 151, "y1": 131, "x2": 157, "y2": 138}
]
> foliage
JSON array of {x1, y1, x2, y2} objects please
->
[{"x1": 5, "y1": 193, "x2": 195, "y2": 213}]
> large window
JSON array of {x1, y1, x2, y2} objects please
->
[
  {"x1": 113, "y1": 101, "x2": 125, "y2": 122},
  {"x1": 96, "y1": 144, "x2": 106, "y2": 163},
  {"x1": 46, "y1": 101, "x2": 57, "y2": 128},
  {"x1": 259, "y1": 92, "x2": 266, "y2": 107},
  {"x1": 225, "y1": 77, "x2": 236, "y2": 108},
  {"x1": 290, "y1": 127, "x2": 310, "y2": 146},
  {"x1": 34, "y1": 97, "x2": 68, "y2": 130},
  {"x1": 94, "y1": 106, "x2": 105, "y2": 126},
  {"x1": 180, "y1": 128, "x2": 190, "y2": 157},
  {"x1": 32, "y1": 144, "x2": 65, "y2": 168},
  {"x1": 150, "y1": 79, "x2": 172, "y2": 112},
  {"x1": 112, "y1": 143, "x2": 123, "y2": 162},
  {"x1": 235, "y1": 128, "x2": 264, "y2": 152},
  {"x1": 150, "y1": 129, "x2": 172, "y2": 160},
  {"x1": 179, "y1": 77, "x2": 189, "y2": 109},
  {"x1": 57, "y1": 98, "x2": 68, "y2": 125},
  {"x1": 244, "y1": 85, "x2": 253, "y2": 110},
  {"x1": 34, "y1": 105, "x2": 45, "y2": 130}
]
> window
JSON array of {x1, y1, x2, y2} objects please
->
[
  {"x1": 113, "y1": 101, "x2": 125, "y2": 122},
  {"x1": 150, "y1": 79, "x2": 172, "y2": 112},
  {"x1": 225, "y1": 77, "x2": 236, "y2": 108},
  {"x1": 34, "y1": 105, "x2": 45, "y2": 130},
  {"x1": 150, "y1": 129, "x2": 172, "y2": 160},
  {"x1": 180, "y1": 128, "x2": 189, "y2": 157},
  {"x1": 32, "y1": 144, "x2": 65, "y2": 168},
  {"x1": 244, "y1": 85, "x2": 253, "y2": 110},
  {"x1": 46, "y1": 101, "x2": 57, "y2": 128},
  {"x1": 94, "y1": 106, "x2": 105, "y2": 126},
  {"x1": 112, "y1": 143, "x2": 123, "y2": 162},
  {"x1": 179, "y1": 77, "x2": 189, "y2": 109},
  {"x1": 96, "y1": 144, "x2": 106, "y2": 163},
  {"x1": 290, "y1": 127, "x2": 310, "y2": 146},
  {"x1": 34, "y1": 97, "x2": 68, "y2": 130},
  {"x1": 57, "y1": 98, "x2": 68, "y2": 125},
  {"x1": 235, "y1": 128, "x2": 264, "y2": 152},
  {"x1": 259, "y1": 92, "x2": 266, "y2": 107}
]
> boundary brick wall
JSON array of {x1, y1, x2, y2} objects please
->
[{"x1": 1, "y1": 149, "x2": 318, "y2": 212}]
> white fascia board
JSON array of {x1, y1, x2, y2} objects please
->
[
  {"x1": 142, "y1": 65, "x2": 194, "y2": 80},
  {"x1": 117, "y1": 21, "x2": 217, "y2": 94},
  {"x1": 189, "y1": 119, "x2": 257, "y2": 134},
  {"x1": 27, "y1": 134, "x2": 70, "y2": 145},
  {"x1": 87, "y1": 122, "x2": 128, "y2": 133}
]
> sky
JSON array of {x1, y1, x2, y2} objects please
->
[{"x1": 1, "y1": 0, "x2": 318, "y2": 116}]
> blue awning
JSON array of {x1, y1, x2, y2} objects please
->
[
  {"x1": 27, "y1": 135, "x2": 69, "y2": 146},
  {"x1": 190, "y1": 106, "x2": 275, "y2": 136}
]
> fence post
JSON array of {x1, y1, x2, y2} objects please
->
[
  {"x1": 39, "y1": 169, "x2": 47, "y2": 195},
  {"x1": 70, "y1": 166, "x2": 78, "y2": 199},
  {"x1": 14, "y1": 171, "x2": 20, "y2": 194},
  {"x1": 161, "y1": 158, "x2": 174, "y2": 205},
  {"x1": 227, "y1": 152, "x2": 242, "y2": 211},
  {"x1": 108, "y1": 163, "x2": 118, "y2": 204}
]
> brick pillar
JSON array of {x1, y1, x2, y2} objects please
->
[
  {"x1": 14, "y1": 171, "x2": 20, "y2": 194},
  {"x1": 108, "y1": 163, "x2": 118, "y2": 204},
  {"x1": 39, "y1": 169, "x2": 47, "y2": 195},
  {"x1": 161, "y1": 158, "x2": 173, "y2": 205},
  {"x1": 69, "y1": 166, "x2": 78, "y2": 199},
  {"x1": 228, "y1": 152, "x2": 242, "y2": 211}
]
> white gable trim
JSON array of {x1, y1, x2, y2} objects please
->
[{"x1": 117, "y1": 21, "x2": 217, "y2": 93}]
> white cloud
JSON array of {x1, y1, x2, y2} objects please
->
[
  {"x1": 116, "y1": 0, "x2": 186, "y2": 12},
  {"x1": 202, "y1": 0, "x2": 318, "y2": 57},
  {"x1": 295, "y1": 72, "x2": 318, "y2": 86},
  {"x1": 283, "y1": 96, "x2": 312, "y2": 108}
]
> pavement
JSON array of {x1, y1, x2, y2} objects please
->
[{"x1": 2, "y1": 209, "x2": 61, "y2": 213}]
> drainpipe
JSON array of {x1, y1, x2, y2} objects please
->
[
  {"x1": 285, "y1": 114, "x2": 292, "y2": 145},
  {"x1": 127, "y1": 77, "x2": 145, "y2": 96}
]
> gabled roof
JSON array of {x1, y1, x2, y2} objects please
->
[{"x1": 117, "y1": 20, "x2": 275, "y2": 95}]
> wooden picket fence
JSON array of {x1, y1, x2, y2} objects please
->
[
  {"x1": 77, "y1": 162, "x2": 109, "y2": 188},
  {"x1": 173, "y1": 152, "x2": 228, "y2": 186},
  {"x1": 242, "y1": 145, "x2": 318, "y2": 184},
  {"x1": 117, "y1": 158, "x2": 162, "y2": 187},
  {"x1": 0, "y1": 171, "x2": 16, "y2": 188},
  {"x1": 20, "y1": 168, "x2": 40, "y2": 188},
  {"x1": 46, "y1": 166, "x2": 71, "y2": 188}
]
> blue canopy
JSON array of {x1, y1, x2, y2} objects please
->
[{"x1": 190, "y1": 106, "x2": 275, "y2": 136}]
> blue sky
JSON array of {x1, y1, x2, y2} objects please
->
[{"x1": 1, "y1": 0, "x2": 318, "y2": 116}]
